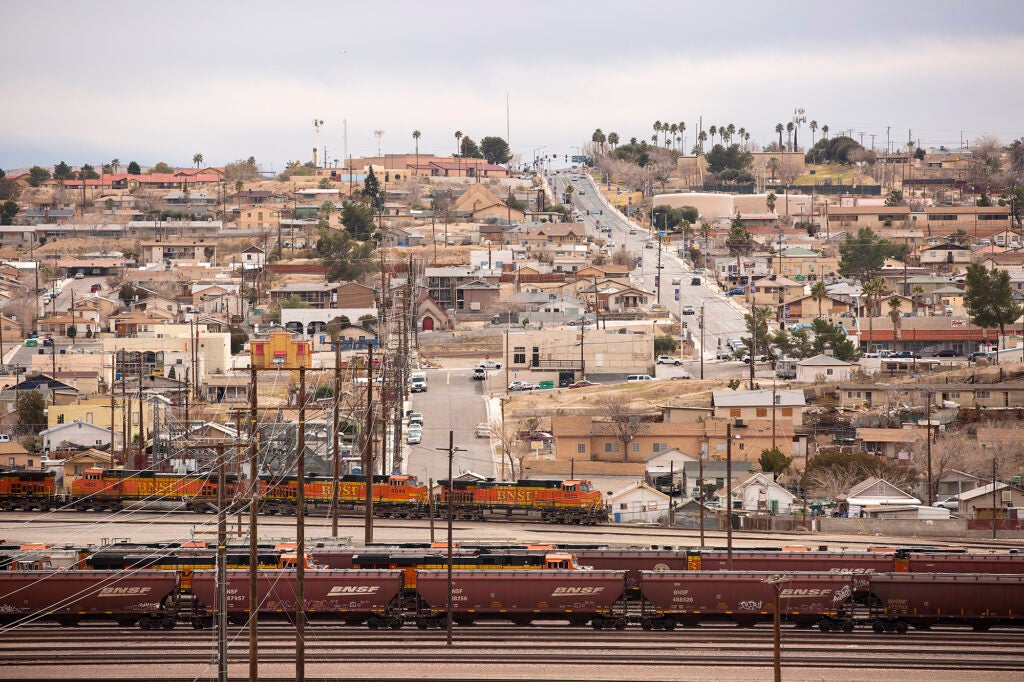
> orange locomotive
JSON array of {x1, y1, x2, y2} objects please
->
[
  {"x1": 440, "y1": 478, "x2": 605, "y2": 524},
  {"x1": 0, "y1": 471, "x2": 57, "y2": 510}
]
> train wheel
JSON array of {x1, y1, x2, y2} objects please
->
[
  {"x1": 614, "y1": 618, "x2": 627, "y2": 631},
  {"x1": 388, "y1": 618, "x2": 403, "y2": 630},
  {"x1": 818, "y1": 620, "x2": 833, "y2": 633},
  {"x1": 192, "y1": 618, "x2": 206, "y2": 630},
  {"x1": 872, "y1": 621, "x2": 885, "y2": 633},
  {"x1": 841, "y1": 620, "x2": 855, "y2": 633},
  {"x1": 662, "y1": 618, "x2": 676, "y2": 631},
  {"x1": 161, "y1": 617, "x2": 175, "y2": 630},
  {"x1": 367, "y1": 617, "x2": 380, "y2": 630},
  {"x1": 138, "y1": 617, "x2": 152, "y2": 630},
  {"x1": 641, "y1": 619, "x2": 653, "y2": 631},
  {"x1": 893, "y1": 621, "x2": 908, "y2": 634},
  {"x1": 416, "y1": 620, "x2": 428, "y2": 630},
  {"x1": 972, "y1": 622, "x2": 992, "y2": 631},
  {"x1": 591, "y1": 618, "x2": 605, "y2": 630}
]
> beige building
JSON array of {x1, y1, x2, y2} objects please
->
[{"x1": 506, "y1": 327, "x2": 654, "y2": 376}]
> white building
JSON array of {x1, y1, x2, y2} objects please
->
[
  {"x1": 727, "y1": 472, "x2": 796, "y2": 514},
  {"x1": 607, "y1": 482, "x2": 670, "y2": 524},
  {"x1": 40, "y1": 420, "x2": 114, "y2": 453},
  {"x1": 795, "y1": 354, "x2": 858, "y2": 383}
]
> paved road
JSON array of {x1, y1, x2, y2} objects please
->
[
  {"x1": 405, "y1": 367, "x2": 494, "y2": 484},
  {"x1": 550, "y1": 172, "x2": 749, "y2": 379}
]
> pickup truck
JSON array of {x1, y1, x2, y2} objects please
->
[
  {"x1": 476, "y1": 359, "x2": 502, "y2": 370},
  {"x1": 656, "y1": 355, "x2": 683, "y2": 365}
]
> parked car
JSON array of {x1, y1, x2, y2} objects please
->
[
  {"x1": 74, "y1": 272, "x2": 85, "y2": 280},
  {"x1": 406, "y1": 429, "x2": 422, "y2": 445},
  {"x1": 90, "y1": 283, "x2": 101, "y2": 293},
  {"x1": 716, "y1": 349, "x2": 734, "y2": 360},
  {"x1": 727, "y1": 288, "x2": 745, "y2": 296},
  {"x1": 690, "y1": 277, "x2": 701, "y2": 285},
  {"x1": 408, "y1": 412, "x2": 423, "y2": 425},
  {"x1": 476, "y1": 359, "x2": 502, "y2": 370},
  {"x1": 508, "y1": 381, "x2": 535, "y2": 392},
  {"x1": 472, "y1": 367, "x2": 486, "y2": 380},
  {"x1": 626, "y1": 374, "x2": 654, "y2": 382},
  {"x1": 932, "y1": 496, "x2": 959, "y2": 511},
  {"x1": 656, "y1": 355, "x2": 682, "y2": 365},
  {"x1": 969, "y1": 351, "x2": 992, "y2": 362},
  {"x1": 681, "y1": 305, "x2": 695, "y2": 315},
  {"x1": 567, "y1": 380, "x2": 602, "y2": 389},
  {"x1": 475, "y1": 423, "x2": 491, "y2": 438},
  {"x1": 671, "y1": 277, "x2": 682, "y2": 285},
  {"x1": 527, "y1": 432, "x2": 554, "y2": 442},
  {"x1": 935, "y1": 349, "x2": 960, "y2": 357},
  {"x1": 893, "y1": 351, "x2": 921, "y2": 359},
  {"x1": 645, "y1": 242, "x2": 654, "y2": 249}
]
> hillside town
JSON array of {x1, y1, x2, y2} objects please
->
[{"x1": 1, "y1": 125, "x2": 1023, "y2": 536}]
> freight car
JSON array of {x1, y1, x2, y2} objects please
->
[
  {"x1": 190, "y1": 569, "x2": 405, "y2": 629},
  {"x1": 415, "y1": 569, "x2": 629, "y2": 629},
  {"x1": 639, "y1": 571, "x2": 856, "y2": 631},
  {"x1": 863, "y1": 573, "x2": 1024, "y2": 633},
  {"x1": 0, "y1": 570, "x2": 179, "y2": 629}
]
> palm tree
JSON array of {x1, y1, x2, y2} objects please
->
[
  {"x1": 669, "y1": 124, "x2": 678, "y2": 150},
  {"x1": 821, "y1": 124, "x2": 830, "y2": 140},
  {"x1": 110, "y1": 158, "x2": 120, "y2": 175},
  {"x1": 726, "y1": 123, "x2": 736, "y2": 145},
  {"x1": 766, "y1": 157, "x2": 780, "y2": 180},
  {"x1": 454, "y1": 130, "x2": 463, "y2": 156},
  {"x1": 653, "y1": 121, "x2": 662, "y2": 147},
  {"x1": 193, "y1": 153, "x2": 203, "y2": 170},
  {"x1": 678, "y1": 121, "x2": 686, "y2": 150},
  {"x1": 607, "y1": 132, "x2": 619, "y2": 149},
  {"x1": 766, "y1": 192, "x2": 777, "y2": 214},
  {"x1": 708, "y1": 125, "x2": 718, "y2": 147},
  {"x1": 697, "y1": 130, "x2": 707, "y2": 153},
  {"x1": 809, "y1": 120, "x2": 818, "y2": 148},
  {"x1": 412, "y1": 130, "x2": 421, "y2": 174},
  {"x1": 786, "y1": 122, "x2": 795, "y2": 152},
  {"x1": 912, "y1": 285, "x2": 925, "y2": 316},
  {"x1": 811, "y1": 281, "x2": 827, "y2": 319},
  {"x1": 888, "y1": 296, "x2": 903, "y2": 341},
  {"x1": 862, "y1": 277, "x2": 886, "y2": 354},
  {"x1": 737, "y1": 127, "x2": 746, "y2": 149},
  {"x1": 775, "y1": 123, "x2": 784, "y2": 149}
]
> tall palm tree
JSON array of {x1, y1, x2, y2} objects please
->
[
  {"x1": 669, "y1": 123, "x2": 678, "y2": 150},
  {"x1": 697, "y1": 130, "x2": 707, "y2": 153},
  {"x1": 862, "y1": 277, "x2": 886, "y2": 354},
  {"x1": 737, "y1": 127, "x2": 746, "y2": 149},
  {"x1": 607, "y1": 132, "x2": 619, "y2": 149},
  {"x1": 786, "y1": 122, "x2": 795, "y2": 152},
  {"x1": 821, "y1": 124, "x2": 830, "y2": 140},
  {"x1": 775, "y1": 123, "x2": 784, "y2": 149},
  {"x1": 912, "y1": 285, "x2": 925, "y2": 316},
  {"x1": 888, "y1": 296, "x2": 903, "y2": 342},
  {"x1": 708, "y1": 125, "x2": 718, "y2": 147},
  {"x1": 811, "y1": 281, "x2": 827, "y2": 319},
  {"x1": 193, "y1": 153, "x2": 203, "y2": 170},
  {"x1": 454, "y1": 130, "x2": 463, "y2": 156},
  {"x1": 809, "y1": 120, "x2": 818, "y2": 148},
  {"x1": 412, "y1": 130, "x2": 421, "y2": 174},
  {"x1": 678, "y1": 121, "x2": 686, "y2": 151},
  {"x1": 110, "y1": 158, "x2": 120, "y2": 174},
  {"x1": 726, "y1": 123, "x2": 736, "y2": 145},
  {"x1": 653, "y1": 121, "x2": 662, "y2": 147}
]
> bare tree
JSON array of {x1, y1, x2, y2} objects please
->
[
  {"x1": 491, "y1": 415, "x2": 528, "y2": 481},
  {"x1": 594, "y1": 396, "x2": 648, "y2": 462}
]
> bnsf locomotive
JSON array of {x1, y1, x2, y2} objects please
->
[{"x1": 0, "y1": 468, "x2": 606, "y2": 524}]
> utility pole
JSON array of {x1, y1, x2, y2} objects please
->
[
  {"x1": 331, "y1": 340, "x2": 342, "y2": 537},
  {"x1": 699, "y1": 305, "x2": 705, "y2": 380},
  {"x1": 437, "y1": 431, "x2": 466, "y2": 649},
  {"x1": 247, "y1": 365, "x2": 259, "y2": 682},
  {"x1": 295, "y1": 367, "x2": 306, "y2": 682},
  {"x1": 698, "y1": 439, "x2": 705, "y2": 547},
  {"x1": 749, "y1": 307, "x2": 757, "y2": 390},
  {"x1": 364, "y1": 345, "x2": 374, "y2": 544},
  {"x1": 215, "y1": 443, "x2": 228, "y2": 682},
  {"x1": 925, "y1": 391, "x2": 933, "y2": 506}
]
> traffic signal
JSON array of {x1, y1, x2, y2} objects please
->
[{"x1": 682, "y1": 322, "x2": 688, "y2": 330}]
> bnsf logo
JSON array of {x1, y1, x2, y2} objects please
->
[
  {"x1": 829, "y1": 568, "x2": 876, "y2": 574},
  {"x1": 98, "y1": 587, "x2": 152, "y2": 596},
  {"x1": 780, "y1": 588, "x2": 832, "y2": 597},
  {"x1": 327, "y1": 585, "x2": 380, "y2": 596},
  {"x1": 552, "y1": 587, "x2": 604, "y2": 596}
]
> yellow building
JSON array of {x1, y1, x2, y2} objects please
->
[
  {"x1": 46, "y1": 398, "x2": 151, "y2": 441},
  {"x1": 250, "y1": 331, "x2": 312, "y2": 369}
]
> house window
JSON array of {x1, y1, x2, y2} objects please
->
[
  {"x1": 513, "y1": 347, "x2": 526, "y2": 364},
  {"x1": 652, "y1": 443, "x2": 667, "y2": 453},
  {"x1": 632, "y1": 442, "x2": 640, "y2": 453},
  {"x1": 976, "y1": 390, "x2": 990, "y2": 399},
  {"x1": 95, "y1": 440, "x2": 103, "y2": 446},
  {"x1": 756, "y1": 408, "x2": 767, "y2": 417},
  {"x1": 619, "y1": 503, "x2": 628, "y2": 510},
  {"x1": 604, "y1": 442, "x2": 619, "y2": 453},
  {"x1": 781, "y1": 408, "x2": 793, "y2": 417},
  {"x1": 826, "y1": 368, "x2": 834, "y2": 375},
  {"x1": 28, "y1": 459, "x2": 33, "y2": 468},
  {"x1": 576, "y1": 443, "x2": 586, "y2": 454},
  {"x1": 648, "y1": 501, "x2": 658, "y2": 510},
  {"x1": 57, "y1": 414, "x2": 65, "y2": 424},
  {"x1": 729, "y1": 408, "x2": 741, "y2": 418}
]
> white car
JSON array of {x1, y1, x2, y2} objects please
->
[
  {"x1": 932, "y1": 496, "x2": 959, "y2": 511},
  {"x1": 656, "y1": 356, "x2": 682, "y2": 365},
  {"x1": 406, "y1": 429, "x2": 422, "y2": 445},
  {"x1": 408, "y1": 412, "x2": 423, "y2": 425},
  {"x1": 508, "y1": 381, "x2": 534, "y2": 392},
  {"x1": 476, "y1": 359, "x2": 502, "y2": 370},
  {"x1": 681, "y1": 305, "x2": 695, "y2": 315}
]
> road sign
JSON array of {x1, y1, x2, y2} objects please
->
[
  {"x1": 485, "y1": 353, "x2": 491, "y2": 359},
  {"x1": 571, "y1": 155, "x2": 583, "y2": 163},
  {"x1": 659, "y1": 231, "x2": 666, "y2": 238}
]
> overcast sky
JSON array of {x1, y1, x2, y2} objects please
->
[{"x1": 3, "y1": 0, "x2": 1024, "y2": 173}]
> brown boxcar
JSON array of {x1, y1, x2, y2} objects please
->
[
  {"x1": 0, "y1": 570, "x2": 178, "y2": 629},
  {"x1": 905, "y1": 553, "x2": 1024, "y2": 574},
  {"x1": 639, "y1": 571, "x2": 856, "y2": 630},
  {"x1": 415, "y1": 569, "x2": 628, "y2": 629},
  {"x1": 190, "y1": 569, "x2": 404, "y2": 629},
  {"x1": 866, "y1": 573, "x2": 1024, "y2": 632},
  {"x1": 573, "y1": 549, "x2": 688, "y2": 591},
  {"x1": 695, "y1": 551, "x2": 895, "y2": 591}
]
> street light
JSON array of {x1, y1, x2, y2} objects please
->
[{"x1": 726, "y1": 419, "x2": 745, "y2": 569}]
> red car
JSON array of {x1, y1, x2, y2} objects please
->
[{"x1": 568, "y1": 380, "x2": 602, "y2": 389}]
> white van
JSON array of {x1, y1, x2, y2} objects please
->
[
  {"x1": 410, "y1": 371, "x2": 427, "y2": 393},
  {"x1": 626, "y1": 374, "x2": 654, "y2": 382}
]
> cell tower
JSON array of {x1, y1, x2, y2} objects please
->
[
  {"x1": 374, "y1": 130, "x2": 384, "y2": 158},
  {"x1": 313, "y1": 119, "x2": 324, "y2": 167}
]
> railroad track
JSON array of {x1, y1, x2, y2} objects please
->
[{"x1": 3, "y1": 624, "x2": 1022, "y2": 680}]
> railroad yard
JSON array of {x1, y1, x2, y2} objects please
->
[{"x1": 3, "y1": 511, "x2": 1024, "y2": 681}]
